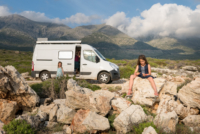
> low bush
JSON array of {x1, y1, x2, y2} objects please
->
[
  {"x1": 119, "y1": 66, "x2": 135, "y2": 79},
  {"x1": 132, "y1": 122, "x2": 160, "y2": 134},
  {"x1": 3, "y1": 119, "x2": 35, "y2": 134},
  {"x1": 75, "y1": 79, "x2": 101, "y2": 91},
  {"x1": 108, "y1": 114, "x2": 116, "y2": 131},
  {"x1": 176, "y1": 124, "x2": 194, "y2": 134},
  {"x1": 121, "y1": 93, "x2": 127, "y2": 98},
  {"x1": 31, "y1": 76, "x2": 101, "y2": 99}
]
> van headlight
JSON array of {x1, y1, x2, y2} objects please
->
[{"x1": 109, "y1": 63, "x2": 118, "y2": 71}]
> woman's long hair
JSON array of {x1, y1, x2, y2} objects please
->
[
  {"x1": 58, "y1": 61, "x2": 62, "y2": 68},
  {"x1": 137, "y1": 55, "x2": 149, "y2": 65}
]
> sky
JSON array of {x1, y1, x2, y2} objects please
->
[{"x1": 0, "y1": 0, "x2": 200, "y2": 39}]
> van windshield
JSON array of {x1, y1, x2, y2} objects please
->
[{"x1": 94, "y1": 49, "x2": 106, "y2": 60}]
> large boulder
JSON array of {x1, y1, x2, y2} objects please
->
[
  {"x1": 142, "y1": 126, "x2": 157, "y2": 134},
  {"x1": 111, "y1": 97, "x2": 131, "y2": 114},
  {"x1": 57, "y1": 104, "x2": 76, "y2": 124},
  {"x1": 49, "y1": 104, "x2": 59, "y2": 122},
  {"x1": 182, "y1": 66, "x2": 198, "y2": 72},
  {"x1": 70, "y1": 109, "x2": 110, "y2": 133},
  {"x1": 39, "y1": 103, "x2": 55, "y2": 115},
  {"x1": 0, "y1": 99, "x2": 18, "y2": 124},
  {"x1": 131, "y1": 77, "x2": 166, "y2": 106},
  {"x1": 157, "y1": 95, "x2": 199, "y2": 119},
  {"x1": 63, "y1": 125, "x2": 72, "y2": 134},
  {"x1": 182, "y1": 115, "x2": 200, "y2": 127},
  {"x1": 113, "y1": 105, "x2": 147, "y2": 133},
  {"x1": 154, "y1": 111, "x2": 178, "y2": 133},
  {"x1": 36, "y1": 109, "x2": 48, "y2": 122},
  {"x1": 0, "y1": 66, "x2": 39, "y2": 111},
  {"x1": 159, "y1": 81, "x2": 177, "y2": 99},
  {"x1": 67, "y1": 78, "x2": 93, "y2": 94},
  {"x1": 65, "y1": 89, "x2": 114, "y2": 116},
  {"x1": 53, "y1": 99, "x2": 65, "y2": 105},
  {"x1": 178, "y1": 78, "x2": 200, "y2": 109}
]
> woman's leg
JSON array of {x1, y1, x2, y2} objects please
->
[
  {"x1": 128, "y1": 74, "x2": 137, "y2": 95},
  {"x1": 147, "y1": 77, "x2": 158, "y2": 96}
]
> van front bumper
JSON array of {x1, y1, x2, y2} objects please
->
[{"x1": 110, "y1": 69, "x2": 120, "y2": 81}]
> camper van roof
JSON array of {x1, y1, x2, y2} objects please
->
[{"x1": 36, "y1": 40, "x2": 81, "y2": 44}]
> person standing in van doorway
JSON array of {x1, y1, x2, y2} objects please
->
[
  {"x1": 75, "y1": 51, "x2": 80, "y2": 74},
  {"x1": 57, "y1": 61, "x2": 64, "y2": 78}
]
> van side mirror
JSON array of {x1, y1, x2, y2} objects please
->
[{"x1": 96, "y1": 56, "x2": 100, "y2": 63}]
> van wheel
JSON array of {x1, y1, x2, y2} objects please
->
[
  {"x1": 98, "y1": 72, "x2": 111, "y2": 84},
  {"x1": 108, "y1": 80, "x2": 113, "y2": 84},
  {"x1": 40, "y1": 71, "x2": 50, "y2": 81}
]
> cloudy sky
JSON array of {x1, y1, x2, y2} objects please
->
[{"x1": 0, "y1": 0, "x2": 200, "y2": 39}]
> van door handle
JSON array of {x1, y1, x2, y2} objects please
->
[
  {"x1": 67, "y1": 63, "x2": 71, "y2": 65},
  {"x1": 83, "y1": 64, "x2": 87, "y2": 65}
]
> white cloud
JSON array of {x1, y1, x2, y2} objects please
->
[
  {"x1": 105, "y1": 3, "x2": 200, "y2": 39},
  {"x1": 0, "y1": 6, "x2": 11, "y2": 16},
  {"x1": 19, "y1": 11, "x2": 100, "y2": 25},
  {"x1": 20, "y1": 11, "x2": 53, "y2": 22},
  {"x1": 64, "y1": 13, "x2": 100, "y2": 24},
  {"x1": 0, "y1": 5, "x2": 100, "y2": 25},
  {"x1": 105, "y1": 12, "x2": 129, "y2": 32}
]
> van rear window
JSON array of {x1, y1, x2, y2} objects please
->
[{"x1": 58, "y1": 51, "x2": 73, "y2": 59}]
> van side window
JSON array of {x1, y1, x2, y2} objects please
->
[
  {"x1": 58, "y1": 51, "x2": 73, "y2": 59},
  {"x1": 83, "y1": 50, "x2": 96, "y2": 63}
]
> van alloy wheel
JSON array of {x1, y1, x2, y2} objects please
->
[
  {"x1": 98, "y1": 72, "x2": 111, "y2": 84},
  {"x1": 40, "y1": 71, "x2": 50, "y2": 81}
]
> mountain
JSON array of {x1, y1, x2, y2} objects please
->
[{"x1": 0, "y1": 14, "x2": 200, "y2": 60}]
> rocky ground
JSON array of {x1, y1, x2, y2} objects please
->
[{"x1": 0, "y1": 65, "x2": 200, "y2": 134}]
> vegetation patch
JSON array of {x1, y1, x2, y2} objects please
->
[
  {"x1": 31, "y1": 76, "x2": 101, "y2": 99},
  {"x1": 75, "y1": 78, "x2": 101, "y2": 91},
  {"x1": 3, "y1": 119, "x2": 35, "y2": 134},
  {"x1": 108, "y1": 114, "x2": 116, "y2": 131},
  {"x1": 132, "y1": 122, "x2": 160, "y2": 134},
  {"x1": 121, "y1": 93, "x2": 127, "y2": 98}
]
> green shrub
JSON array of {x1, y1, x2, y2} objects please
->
[
  {"x1": 52, "y1": 123, "x2": 64, "y2": 132},
  {"x1": 75, "y1": 79, "x2": 101, "y2": 91},
  {"x1": 132, "y1": 122, "x2": 160, "y2": 134},
  {"x1": 119, "y1": 66, "x2": 135, "y2": 78},
  {"x1": 30, "y1": 83, "x2": 42, "y2": 94},
  {"x1": 3, "y1": 119, "x2": 35, "y2": 134},
  {"x1": 31, "y1": 76, "x2": 101, "y2": 99},
  {"x1": 176, "y1": 124, "x2": 194, "y2": 134},
  {"x1": 108, "y1": 114, "x2": 116, "y2": 130},
  {"x1": 122, "y1": 93, "x2": 127, "y2": 98}
]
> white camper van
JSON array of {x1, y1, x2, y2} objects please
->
[{"x1": 31, "y1": 38, "x2": 120, "y2": 84}]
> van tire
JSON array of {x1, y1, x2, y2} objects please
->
[
  {"x1": 98, "y1": 72, "x2": 111, "y2": 84},
  {"x1": 108, "y1": 80, "x2": 113, "y2": 84},
  {"x1": 40, "y1": 71, "x2": 50, "y2": 81}
]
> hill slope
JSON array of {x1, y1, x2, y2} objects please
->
[{"x1": 0, "y1": 14, "x2": 200, "y2": 59}]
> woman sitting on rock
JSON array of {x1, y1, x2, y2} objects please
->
[{"x1": 128, "y1": 55, "x2": 159, "y2": 96}]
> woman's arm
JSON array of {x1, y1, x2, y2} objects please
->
[{"x1": 134, "y1": 65, "x2": 140, "y2": 75}]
